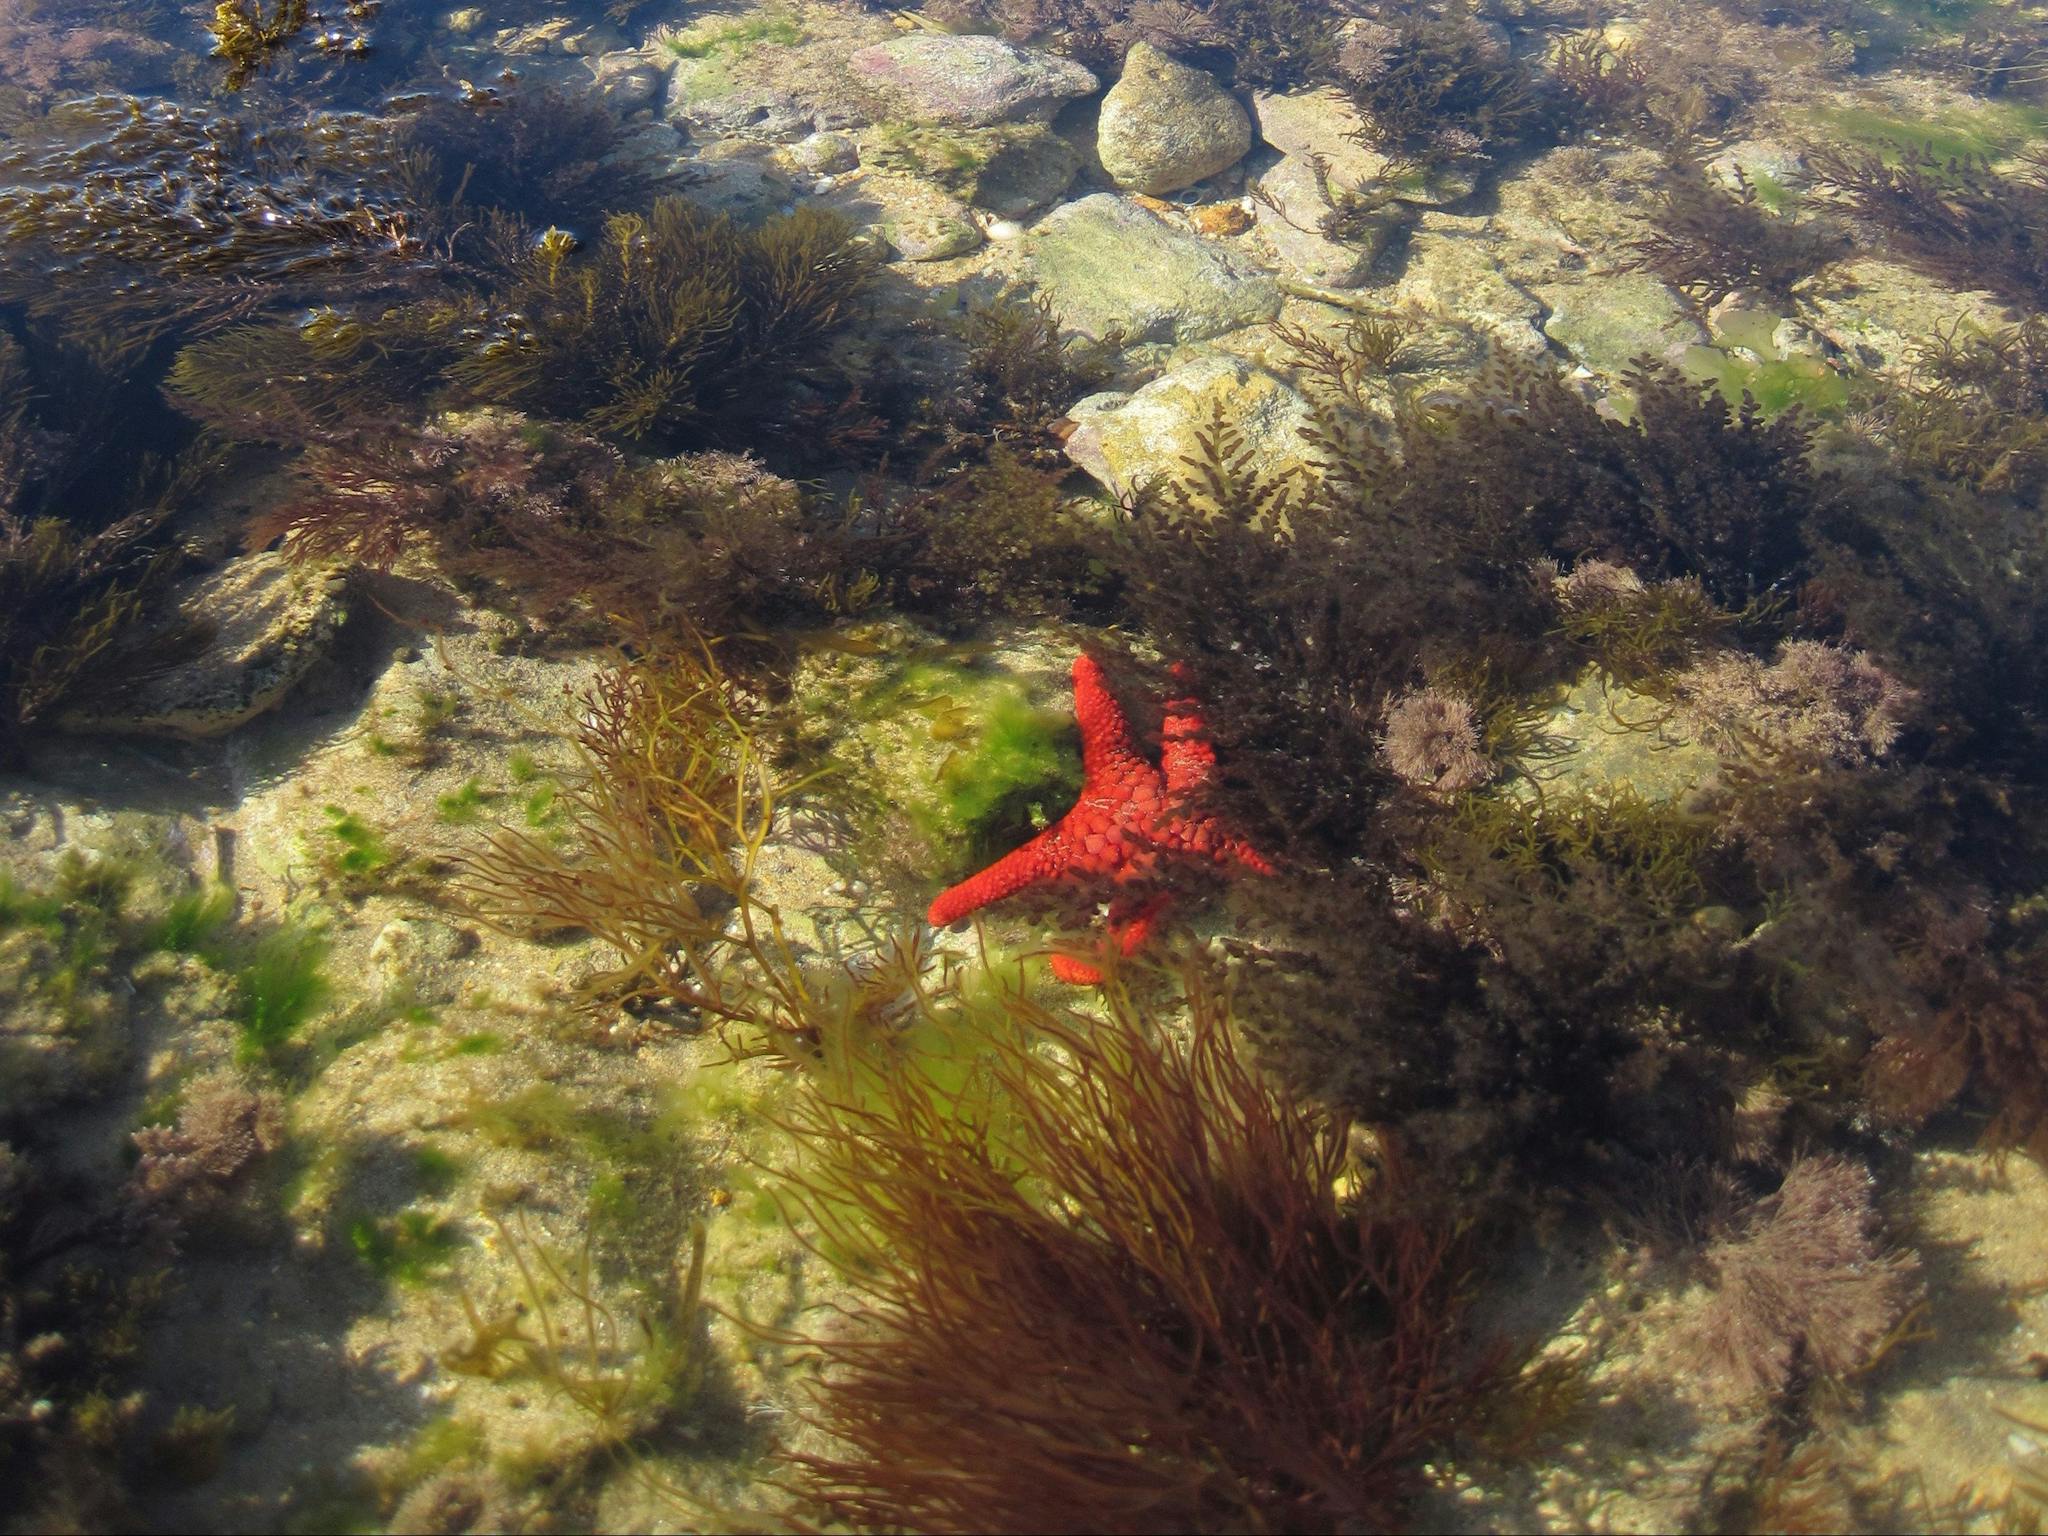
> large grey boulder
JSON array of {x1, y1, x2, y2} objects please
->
[
  {"x1": 587, "y1": 49, "x2": 670, "y2": 111},
  {"x1": 1009, "y1": 193, "x2": 1281, "y2": 344},
  {"x1": 1096, "y1": 43, "x2": 1251, "y2": 196},
  {"x1": 848, "y1": 35, "x2": 1098, "y2": 127}
]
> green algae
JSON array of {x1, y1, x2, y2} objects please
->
[
  {"x1": 1811, "y1": 101, "x2": 2048, "y2": 162},
  {"x1": 1681, "y1": 344, "x2": 1854, "y2": 417},
  {"x1": 149, "y1": 882, "x2": 235, "y2": 954},
  {"x1": 232, "y1": 925, "x2": 332, "y2": 1064},
  {"x1": 350, "y1": 1207, "x2": 463, "y2": 1286},
  {"x1": 850, "y1": 657, "x2": 1082, "y2": 878},
  {"x1": 434, "y1": 778, "x2": 492, "y2": 826},
  {"x1": 656, "y1": 14, "x2": 803, "y2": 59}
]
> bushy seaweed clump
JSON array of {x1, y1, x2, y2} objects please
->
[
  {"x1": 1624, "y1": 163, "x2": 1852, "y2": 310},
  {"x1": 447, "y1": 200, "x2": 879, "y2": 450},
  {"x1": 171, "y1": 199, "x2": 880, "y2": 464},
  {"x1": 1548, "y1": 31, "x2": 1655, "y2": 133},
  {"x1": 1653, "y1": 1154, "x2": 1921, "y2": 1410},
  {"x1": 0, "y1": 96, "x2": 433, "y2": 352},
  {"x1": 1809, "y1": 143, "x2": 2048, "y2": 308},
  {"x1": 775, "y1": 977, "x2": 1498, "y2": 1533},
  {"x1": 235, "y1": 411, "x2": 846, "y2": 645},
  {"x1": 1880, "y1": 316, "x2": 2048, "y2": 495},
  {"x1": 1110, "y1": 332, "x2": 1826, "y2": 860},
  {"x1": 1339, "y1": 13, "x2": 1558, "y2": 169},
  {"x1": 208, "y1": 0, "x2": 311, "y2": 90},
  {"x1": 450, "y1": 644, "x2": 821, "y2": 1040}
]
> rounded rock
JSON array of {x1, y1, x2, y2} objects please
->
[
  {"x1": 848, "y1": 35, "x2": 1098, "y2": 128},
  {"x1": 1097, "y1": 43, "x2": 1251, "y2": 197}
]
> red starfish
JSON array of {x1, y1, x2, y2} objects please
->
[{"x1": 926, "y1": 653, "x2": 1275, "y2": 983}]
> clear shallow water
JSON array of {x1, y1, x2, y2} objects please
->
[{"x1": 2, "y1": 1, "x2": 2047, "y2": 1530}]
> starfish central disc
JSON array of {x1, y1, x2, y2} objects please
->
[{"x1": 926, "y1": 653, "x2": 1274, "y2": 982}]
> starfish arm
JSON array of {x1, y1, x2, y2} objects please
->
[
  {"x1": 1070, "y1": 654, "x2": 1148, "y2": 787},
  {"x1": 1159, "y1": 709, "x2": 1217, "y2": 795},
  {"x1": 1109, "y1": 891, "x2": 1173, "y2": 955},
  {"x1": 926, "y1": 827, "x2": 1066, "y2": 927},
  {"x1": 1223, "y1": 834, "x2": 1277, "y2": 877},
  {"x1": 1047, "y1": 893, "x2": 1175, "y2": 985},
  {"x1": 1158, "y1": 663, "x2": 1217, "y2": 794},
  {"x1": 1047, "y1": 951, "x2": 1107, "y2": 985}
]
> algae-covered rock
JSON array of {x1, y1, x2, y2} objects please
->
[
  {"x1": 1063, "y1": 356, "x2": 1321, "y2": 502},
  {"x1": 1393, "y1": 230, "x2": 1548, "y2": 358},
  {"x1": 820, "y1": 169, "x2": 983, "y2": 262},
  {"x1": 1525, "y1": 672, "x2": 1720, "y2": 805},
  {"x1": 847, "y1": 35, "x2": 1098, "y2": 128},
  {"x1": 859, "y1": 120, "x2": 1081, "y2": 217},
  {"x1": 661, "y1": 8, "x2": 890, "y2": 139},
  {"x1": 1537, "y1": 270, "x2": 1708, "y2": 385},
  {"x1": 683, "y1": 140, "x2": 797, "y2": 224},
  {"x1": 1252, "y1": 152, "x2": 1393, "y2": 287},
  {"x1": 1009, "y1": 193, "x2": 1281, "y2": 343},
  {"x1": 587, "y1": 48, "x2": 670, "y2": 111},
  {"x1": 1097, "y1": 43, "x2": 1252, "y2": 197},
  {"x1": 1805, "y1": 256, "x2": 2009, "y2": 380},
  {"x1": 1251, "y1": 87, "x2": 1384, "y2": 187},
  {"x1": 59, "y1": 553, "x2": 348, "y2": 741}
]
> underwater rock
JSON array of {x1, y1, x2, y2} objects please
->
[
  {"x1": 587, "y1": 48, "x2": 670, "y2": 111},
  {"x1": 815, "y1": 170, "x2": 984, "y2": 263},
  {"x1": 667, "y1": 62, "x2": 817, "y2": 140},
  {"x1": 1252, "y1": 153, "x2": 1392, "y2": 287},
  {"x1": 683, "y1": 140, "x2": 797, "y2": 224},
  {"x1": 1805, "y1": 257, "x2": 2008, "y2": 381},
  {"x1": 658, "y1": 9, "x2": 895, "y2": 140},
  {"x1": 1063, "y1": 357, "x2": 1321, "y2": 501},
  {"x1": 1393, "y1": 231, "x2": 1548, "y2": 358},
  {"x1": 1251, "y1": 87, "x2": 1385, "y2": 188},
  {"x1": 1008, "y1": 193, "x2": 1281, "y2": 343},
  {"x1": 951, "y1": 123, "x2": 1083, "y2": 217},
  {"x1": 1537, "y1": 270, "x2": 1708, "y2": 385},
  {"x1": 848, "y1": 35, "x2": 1099, "y2": 128},
  {"x1": 1096, "y1": 42, "x2": 1252, "y2": 197},
  {"x1": 58, "y1": 554, "x2": 348, "y2": 742},
  {"x1": 1527, "y1": 671, "x2": 1720, "y2": 804},
  {"x1": 785, "y1": 130, "x2": 859, "y2": 177},
  {"x1": 856, "y1": 121, "x2": 1082, "y2": 217},
  {"x1": 879, "y1": 187, "x2": 984, "y2": 262}
]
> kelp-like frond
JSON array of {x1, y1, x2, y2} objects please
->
[
  {"x1": 449, "y1": 644, "x2": 827, "y2": 1044},
  {"x1": 771, "y1": 975, "x2": 1496, "y2": 1533},
  {"x1": 0, "y1": 96, "x2": 437, "y2": 352}
]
